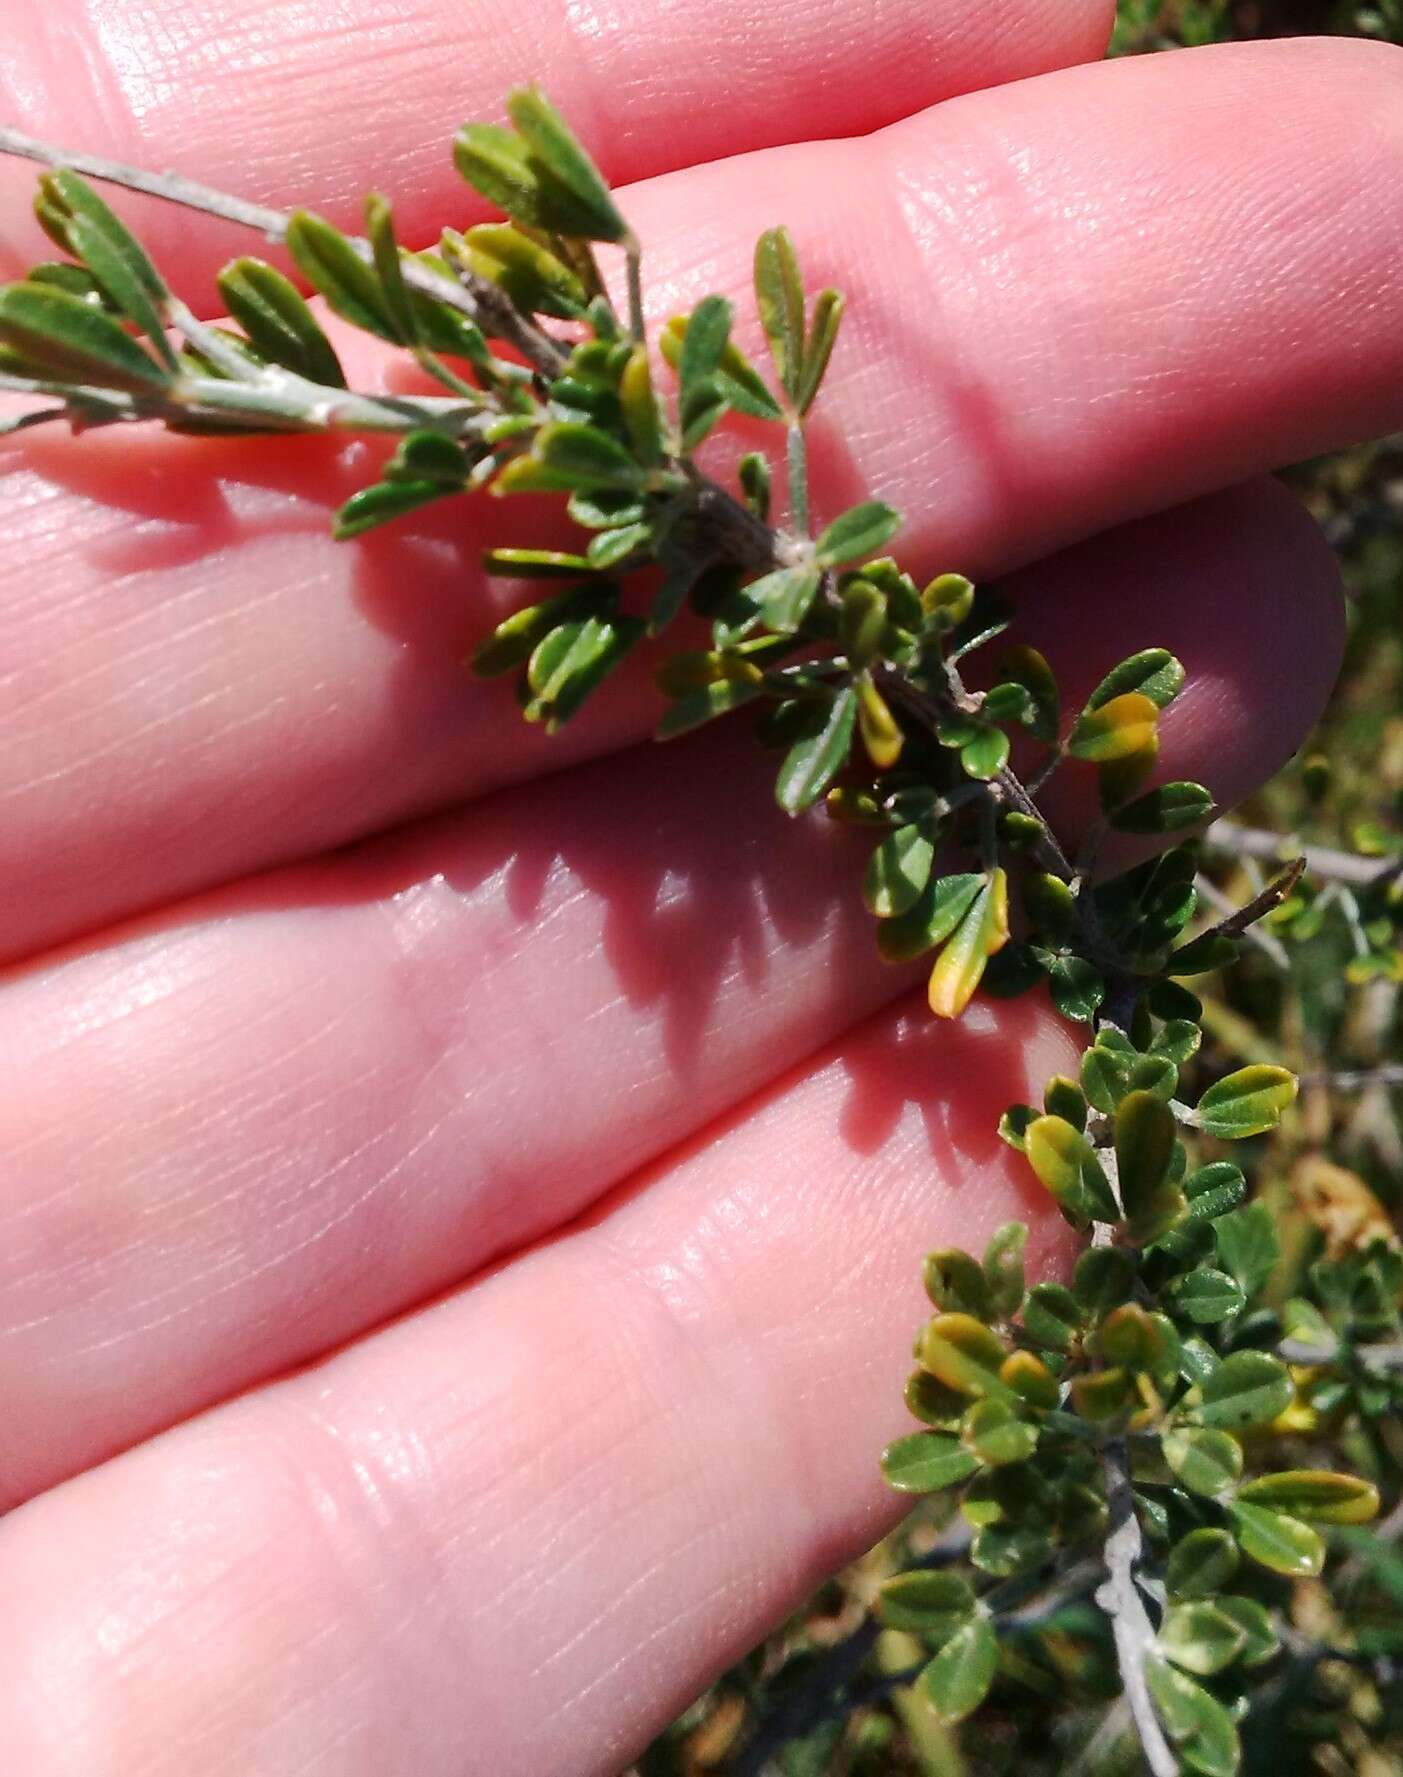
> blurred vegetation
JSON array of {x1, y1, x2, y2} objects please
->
[{"x1": 644, "y1": 5, "x2": 1402, "y2": 1773}]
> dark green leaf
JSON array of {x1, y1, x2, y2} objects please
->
[
  {"x1": 1166, "y1": 1528, "x2": 1240, "y2": 1599},
  {"x1": 1172, "y1": 1268, "x2": 1247, "y2": 1325},
  {"x1": 796, "y1": 287, "x2": 844, "y2": 416},
  {"x1": 1048, "y1": 955, "x2": 1104, "y2": 1023},
  {"x1": 753, "y1": 225, "x2": 804, "y2": 404},
  {"x1": 1112, "y1": 781, "x2": 1215, "y2": 834},
  {"x1": 880, "y1": 1431, "x2": 981, "y2": 1494},
  {"x1": 1162, "y1": 1426, "x2": 1243, "y2": 1498},
  {"x1": 531, "y1": 421, "x2": 647, "y2": 490},
  {"x1": 1146, "y1": 1658, "x2": 1240, "y2": 1777},
  {"x1": 749, "y1": 564, "x2": 822, "y2": 633},
  {"x1": 679, "y1": 294, "x2": 732, "y2": 396},
  {"x1": 0, "y1": 279, "x2": 171, "y2": 391},
  {"x1": 286, "y1": 211, "x2": 400, "y2": 342},
  {"x1": 1086, "y1": 648, "x2": 1186, "y2": 711},
  {"x1": 878, "y1": 1570, "x2": 976, "y2": 1639},
  {"x1": 996, "y1": 645, "x2": 1060, "y2": 743},
  {"x1": 1022, "y1": 1282, "x2": 1083, "y2": 1351},
  {"x1": 333, "y1": 478, "x2": 457, "y2": 539},
  {"x1": 865, "y1": 824, "x2": 936, "y2": 919},
  {"x1": 506, "y1": 87, "x2": 628, "y2": 243},
  {"x1": 1198, "y1": 1350, "x2": 1293, "y2": 1430},
  {"x1": 655, "y1": 677, "x2": 763, "y2": 739},
  {"x1": 1184, "y1": 1162, "x2": 1247, "y2": 1221},
  {"x1": 1072, "y1": 1246, "x2": 1136, "y2": 1316},
  {"x1": 1230, "y1": 1502, "x2": 1324, "y2": 1578},
  {"x1": 218, "y1": 258, "x2": 346, "y2": 386},
  {"x1": 920, "y1": 1617, "x2": 999, "y2": 1724},
  {"x1": 1160, "y1": 1602, "x2": 1249, "y2": 1676},
  {"x1": 775, "y1": 684, "x2": 857, "y2": 814},
  {"x1": 36, "y1": 170, "x2": 177, "y2": 369},
  {"x1": 876, "y1": 873, "x2": 984, "y2": 963},
  {"x1": 1211, "y1": 1203, "x2": 1280, "y2": 1296}
]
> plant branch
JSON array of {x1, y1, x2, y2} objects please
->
[
  {"x1": 1203, "y1": 821, "x2": 1400, "y2": 890},
  {"x1": 1095, "y1": 1439, "x2": 1178, "y2": 1777}
]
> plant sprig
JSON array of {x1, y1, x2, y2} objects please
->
[{"x1": 2, "y1": 91, "x2": 1398, "y2": 1777}]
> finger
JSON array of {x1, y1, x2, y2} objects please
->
[
  {"x1": 1, "y1": 37, "x2": 1396, "y2": 962},
  {"x1": 0, "y1": 986, "x2": 1082, "y2": 1777},
  {"x1": 0, "y1": 0, "x2": 1115, "y2": 297},
  {"x1": 0, "y1": 479, "x2": 1341, "y2": 1504}
]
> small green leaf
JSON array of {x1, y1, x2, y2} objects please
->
[
  {"x1": 923, "y1": 1249, "x2": 993, "y2": 1318},
  {"x1": 1166, "y1": 1528, "x2": 1240, "y2": 1599},
  {"x1": 1198, "y1": 1350, "x2": 1293, "y2": 1430},
  {"x1": 775, "y1": 684, "x2": 857, "y2": 814},
  {"x1": 1067, "y1": 691, "x2": 1159, "y2": 763},
  {"x1": 523, "y1": 611, "x2": 643, "y2": 728},
  {"x1": 878, "y1": 1569, "x2": 977, "y2": 1638},
  {"x1": 923, "y1": 573, "x2": 974, "y2": 629},
  {"x1": 364, "y1": 192, "x2": 422, "y2": 346},
  {"x1": 997, "y1": 1104, "x2": 1037, "y2": 1153},
  {"x1": 1022, "y1": 1282, "x2": 1084, "y2": 1351},
  {"x1": 881, "y1": 1430, "x2": 982, "y2": 1494},
  {"x1": 905, "y1": 1370, "x2": 966, "y2": 1428},
  {"x1": 36, "y1": 170, "x2": 178, "y2": 370},
  {"x1": 1043, "y1": 1076, "x2": 1087, "y2": 1130},
  {"x1": 1230, "y1": 1501, "x2": 1324, "y2": 1578},
  {"x1": 333, "y1": 478, "x2": 456, "y2": 538},
  {"x1": 982, "y1": 1222, "x2": 1027, "y2": 1319},
  {"x1": 218, "y1": 257, "x2": 346, "y2": 386},
  {"x1": 1048, "y1": 955, "x2": 1105, "y2": 1024},
  {"x1": 1183, "y1": 1162, "x2": 1247, "y2": 1221},
  {"x1": 959, "y1": 725, "x2": 1009, "y2": 783},
  {"x1": 796, "y1": 287, "x2": 844, "y2": 415},
  {"x1": 1025, "y1": 1116, "x2": 1120, "y2": 1227},
  {"x1": 0, "y1": 279, "x2": 171, "y2": 391},
  {"x1": 1160, "y1": 1602, "x2": 1250, "y2": 1676},
  {"x1": 505, "y1": 85, "x2": 629, "y2": 243},
  {"x1": 962, "y1": 1397, "x2": 1037, "y2": 1467},
  {"x1": 656, "y1": 678, "x2": 763, "y2": 739},
  {"x1": 1162, "y1": 1426, "x2": 1243, "y2": 1498},
  {"x1": 454, "y1": 124, "x2": 548, "y2": 226},
  {"x1": 529, "y1": 421, "x2": 647, "y2": 491},
  {"x1": 1196, "y1": 1066, "x2": 1298, "y2": 1139},
  {"x1": 1166, "y1": 932, "x2": 1241, "y2": 977},
  {"x1": 1214, "y1": 1596, "x2": 1278, "y2": 1668},
  {"x1": 1086, "y1": 648, "x2": 1186, "y2": 711},
  {"x1": 482, "y1": 548, "x2": 597, "y2": 579},
  {"x1": 753, "y1": 225, "x2": 804, "y2": 403},
  {"x1": 1071, "y1": 1246, "x2": 1136, "y2": 1316},
  {"x1": 679, "y1": 294, "x2": 733, "y2": 399},
  {"x1": 927, "y1": 869, "x2": 1009, "y2": 1020},
  {"x1": 618, "y1": 344, "x2": 663, "y2": 466},
  {"x1": 865, "y1": 825, "x2": 936, "y2": 918},
  {"x1": 1211, "y1": 1203, "x2": 1280, "y2": 1296},
  {"x1": 995, "y1": 645, "x2": 1060, "y2": 743},
  {"x1": 286, "y1": 210, "x2": 401, "y2": 342},
  {"x1": 1146, "y1": 1657, "x2": 1240, "y2": 1777},
  {"x1": 1081, "y1": 1043, "x2": 1135, "y2": 1114},
  {"x1": 920, "y1": 1617, "x2": 999, "y2": 1724},
  {"x1": 383, "y1": 430, "x2": 472, "y2": 484},
  {"x1": 749, "y1": 563, "x2": 822, "y2": 633},
  {"x1": 876, "y1": 874, "x2": 983, "y2": 963},
  {"x1": 1150, "y1": 1018, "x2": 1202, "y2": 1067},
  {"x1": 586, "y1": 522, "x2": 652, "y2": 569},
  {"x1": 815, "y1": 501, "x2": 902, "y2": 568},
  {"x1": 1112, "y1": 781, "x2": 1215, "y2": 834},
  {"x1": 919, "y1": 1313, "x2": 1011, "y2": 1401},
  {"x1": 1237, "y1": 1470, "x2": 1379, "y2": 1525},
  {"x1": 456, "y1": 221, "x2": 588, "y2": 318},
  {"x1": 1000, "y1": 1349, "x2": 1057, "y2": 1410},
  {"x1": 1023, "y1": 873, "x2": 1077, "y2": 944},
  {"x1": 1172, "y1": 1268, "x2": 1247, "y2": 1325}
]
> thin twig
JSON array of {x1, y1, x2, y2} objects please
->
[
  {"x1": 1195, "y1": 873, "x2": 1291, "y2": 969},
  {"x1": 1095, "y1": 1440, "x2": 1177, "y2": 1777},
  {"x1": 1203, "y1": 821, "x2": 1400, "y2": 890}
]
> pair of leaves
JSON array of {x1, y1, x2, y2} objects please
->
[
  {"x1": 455, "y1": 86, "x2": 629, "y2": 245},
  {"x1": 753, "y1": 225, "x2": 844, "y2": 415}
]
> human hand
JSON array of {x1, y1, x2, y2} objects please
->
[{"x1": 0, "y1": 5, "x2": 1399, "y2": 1770}]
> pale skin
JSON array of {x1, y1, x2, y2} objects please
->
[{"x1": 0, "y1": 3, "x2": 1400, "y2": 1769}]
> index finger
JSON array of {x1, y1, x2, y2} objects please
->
[{"x1": 0, "y1": 0, "x2": 1115, "y2": 298}]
